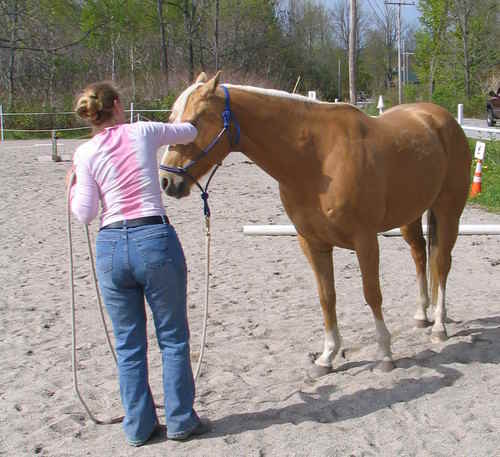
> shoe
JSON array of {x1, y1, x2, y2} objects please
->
[
  {"x1": 127, "y1": 424, "x2": 164, "y2": 447},
  {"x1": 168, "y1": 419, "x2": 211, "y2": 441}
]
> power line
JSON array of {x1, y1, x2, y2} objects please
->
[
  {"x1": 365, "y1": 0, "x2": 385, "y2": 24},
  {"x1": 385, "y1": 1, "x2": 415, "y2": 104}
]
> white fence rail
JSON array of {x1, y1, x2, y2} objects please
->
[
  {"x1": 456, "y1": 104, "x2": 499, "y2": 140},
  {"x1": 243, "y1": 224, "x2": 500, "y2": 237}
]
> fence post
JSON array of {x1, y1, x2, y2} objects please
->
[
  {"x1": 0, "y1": 104, "x2": 4, "y2": 142},
  {"x1": 51, "y1": 130, "x2": 61, "y2": 162},
  {"x1": 377, "y1": 95, "x2": 384, "y2": 115},
  {"x1": 136, "y1": 113, "x2": 140, "y2": 122},
  {"x1": 457, "y1": 104, "x2": 464, "y2": 125},
  {"x1": 130, "y1": 102, "x2": 134, "y2": 123}
]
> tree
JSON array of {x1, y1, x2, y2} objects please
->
[
  {"x1": 450, "y1": 0, "x2": 474, "y2": 99},
  {"x1": 363, "y1": 0, "x2": 398, "y2": 91},
  {"x1": 157, "y1": 0, "x2": 169, "y2": 92},
  {"x1": 449, "y1": 0, "x2": 498, "y2": 100},
  {"x1": 416, "y1": 0, "x2": 450, "y2": 98},
  {"x1": 5, "y1": 0, "x2": 20, "y2": 109}
]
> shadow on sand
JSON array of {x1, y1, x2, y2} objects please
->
[{"x1": 203, "y1": 316, "x2": 500, "y2": 438}]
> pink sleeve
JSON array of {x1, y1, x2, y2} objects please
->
[
  {"x1": 135, "y1": 121, "x2": 198, "y2": 150},
  {"x1": 70, "y1": 149, "x2": 99, "y2": 224}
]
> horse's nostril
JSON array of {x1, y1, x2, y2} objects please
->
[{"x1": 161, "y1": 177, "x2": 168, "y2": 190}]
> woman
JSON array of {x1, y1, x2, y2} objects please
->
[{"x1": 68, "y1": 81, "x2": 208, "y2": 445}]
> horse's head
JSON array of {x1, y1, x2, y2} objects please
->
[{"x1": 160, "y1": 71, "x2": 231, "y2": 198}]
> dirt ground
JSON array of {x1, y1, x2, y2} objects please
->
[{"x1": 1, "y1": 139, "x2": 500, "y2": 457}]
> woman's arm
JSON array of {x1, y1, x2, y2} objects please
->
[
  {"x1": 136, "y1": 121, "x2": 198, "y2": 149},
  {"x1": 70, "y1": 151, "x2": 99, "y2": 225}
]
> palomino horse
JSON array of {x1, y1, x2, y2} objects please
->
[{"x1": 160, "y1": 72, "x2": 471, "y2": 376}]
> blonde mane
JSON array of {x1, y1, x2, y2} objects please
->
[
  {"x1": 171, "y1": 81, "x2": 346, "y2": 122},
  {"x1": 225, "y1": 84, "x2": 332, "y2": 105}
]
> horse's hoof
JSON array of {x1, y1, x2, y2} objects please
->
[
  {"x1": 415, "y1": 319, "x2": 431, "y2": 328},
  {"x1": 431, "y1": 330, "x2": 448, "y2": 343},
  {"x1": 308, "y1": 364, "x2": 333, "y2": 379},
  {"x1": 377, "y1": 359, "x2": 395, "y2": 372}
]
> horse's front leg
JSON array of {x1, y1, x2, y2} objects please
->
[
  {"x1": 354, "y1": 233, "x2": 394, "y2": 371},
  {"x1": 297, "y1": 235, "x2": 341, "y2": 377}
]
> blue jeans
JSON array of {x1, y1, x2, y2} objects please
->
[{"x1": 96, "y1": 222, "x2": 200, "y2": 442}]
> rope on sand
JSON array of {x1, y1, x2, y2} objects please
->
[{"x1": 67, "y1": 173, "x2": 123, "y2": 425}]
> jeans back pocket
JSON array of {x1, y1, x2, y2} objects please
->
[
  {"x1": 136, "y1": 232, "x2": 172, "y2": 271},
  {"x1": 96, "y1": 239, "x2": 117, "y2": 274}
]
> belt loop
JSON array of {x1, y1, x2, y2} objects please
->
[
  {"x1": 161, "y1": 215, "x2": 168, "y2": 225},
  {"x1": 122, "y1": 220, "x2": 127, "y2": 230}
]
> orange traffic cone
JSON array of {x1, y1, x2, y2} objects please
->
[{"x1": 470, "y1": 159, "x2": 483, "y2": 198}]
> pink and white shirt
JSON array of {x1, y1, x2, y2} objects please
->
[{"x1": 70, "y1": 121, "x2": 197, "y2": 227}]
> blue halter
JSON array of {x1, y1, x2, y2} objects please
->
[{"x1": 159, "y1": 85, "x2": 240, "y2": 216}]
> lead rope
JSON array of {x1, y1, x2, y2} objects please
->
[
  {"x1": 194, "y1": 214, "x2": 211, "y2": 381},
  {"x1": 67, "y1": 172, "x2": 122, "y2": 424},
  {"x1": 67, "y1": 172, "x2": 209, "y2": 424}
]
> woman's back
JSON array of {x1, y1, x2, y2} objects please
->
[{"x1": 72, "y1": 121, "x2": 196, "y2": 227}]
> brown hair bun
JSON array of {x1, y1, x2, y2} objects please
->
[{"x1": 75, "y1": 82, "x2": 120, "y2": 126}]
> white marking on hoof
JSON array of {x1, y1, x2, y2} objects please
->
[
  {"x1": 414, "y1": 271, "x2": 430, "y2": 322},
  {"x1": 375, "y1": 319, "x2": 392, "y2": 359},
  {"x1": 431, "y1": 284, "x2": 448, "y2": 342},
  {"x1": 431, "y1": 330, "x2": 448, "y2": 343},
  {"x1": 315, "y1": 328, "x2": 342, "y2": 367}
]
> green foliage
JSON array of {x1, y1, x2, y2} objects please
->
[
  {"x1": 431, "y1": 85, "x2": 458, "y2": 113},
  {"x1": 464, "y1": 95, "x2": 487, "y2": 118},
  {"x1": 415, "y1": 0, "x2": 498, "y2": 116},
  {"x1": 403, "y1": 84, "x2": 419, "y2": 103}
]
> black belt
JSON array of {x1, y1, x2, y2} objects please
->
[{"x1": 100, "y1": 215, "x2": 169, "y2": 230}]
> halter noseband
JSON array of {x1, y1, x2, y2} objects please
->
[{"x1": 159, "y1": 85, "x2": 240, "y2": 216}]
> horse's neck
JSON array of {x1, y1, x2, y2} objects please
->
[{"x1": 228, "y1": 88, "x2": 321, "y2": 185}]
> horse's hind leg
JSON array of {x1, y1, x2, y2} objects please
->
[
  {"x1": 297, "y1": 235, "x2": 341, "y2": 377},
  {"x1": 354, "y1": 233, "x2": 394, "y2": 371},
  {"x1": 427, "y1": 206, "x2": 460, "y2": 342},
  {"x1": 400, "y1": 218, "x2": 431, "y2": 327}
]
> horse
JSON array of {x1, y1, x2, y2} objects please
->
[{"x1": 159, "y1": 72, "x2": 471, "y2": 377}]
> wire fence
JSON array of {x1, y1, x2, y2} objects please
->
[{"x1": 0, "y1": 103, "x2": 172, "y2": 141}]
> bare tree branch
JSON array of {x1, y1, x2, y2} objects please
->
[{"x1": 0, "y1": 22, "x2": 107, "y2": 54}]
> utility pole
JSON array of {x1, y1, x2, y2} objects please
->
[
  {"x1": 349, "y1": 0, "x2": 357, "y2": 105},
  {"x1": 385, "y1": 1, "x2": 414, "y2": 104}
]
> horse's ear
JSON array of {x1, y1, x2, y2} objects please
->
[
  {"x1": 195, "y1": 72, "x2": 208, "y2": 84},
  {"x1": 201, "y1": 71, "x2": 222, "y2": 96}
]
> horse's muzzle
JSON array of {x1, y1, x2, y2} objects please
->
[{"x1": 161, "y1": 174, "x2": 190, "y2": 199}]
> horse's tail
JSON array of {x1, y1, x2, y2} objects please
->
[{"x1": 427, "y1": 209, "x2": 439, "y2": 306}]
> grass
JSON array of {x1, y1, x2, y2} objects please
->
[{"x1": 468, "y1": 139, "x2": 500, "y2": 213}]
